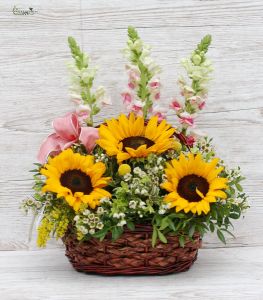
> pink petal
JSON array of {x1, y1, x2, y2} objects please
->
[
  {"x1": 154, "y1": 92, "x2": 160, "y2": 100},
  {"x1": 121, "y1": 92, "x2": 133, "y2": 105},
  {"x1": 154, "y1": 112, "x2": 166, "y2": 121},
  {"x1": 169, "y1": 100, "x2": 182, "y2": 111},
  {"x1": 128, "y1": 82, "x2": 135, "y2": 89},
  {"x1": 37, "y1": 133, "x2": 75, "y2": 163},
  {"x1": 79, "y1": 127, "x2": 99, "y2": 153},
  {"x1": 185, "y1": 135, "x2": 195, "y2": 147},
  {"x1": 199, "y1": 101, "x2": 206, "y2": 110},
  {"x1": 53, "y1": 113, "x2": 80, "y2": 141}
]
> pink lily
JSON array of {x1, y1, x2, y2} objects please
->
[{"x1": 37, "y1": 113, "x2": 99, "y2": 163}]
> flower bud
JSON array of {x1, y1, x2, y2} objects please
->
[
  {"x1": 173, "y1": 141, "x2": 182, "y2": 152},
  {"x1": 192, "y1": 54, "x2": 202, "y2": 65},
  {"x1": 118, "y1": 164, "x2": 131, "y2": 176}
]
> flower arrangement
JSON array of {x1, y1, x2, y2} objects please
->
[{"x1": 21, "y1": 27, "x2": 248, "y2": 275}]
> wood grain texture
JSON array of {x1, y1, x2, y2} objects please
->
[
  {"x1": 0, "y1": 248, "x2": 262, "y2": 299},
  {"x1": 0, "y1": 0, "x2": 262, "y2": 255}
]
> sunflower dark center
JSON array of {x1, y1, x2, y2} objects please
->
[
  {"x1": 177, "y1": 174, "x2": 209, "y2": 202},
  {"x1": 60, "y1": 170, "x2": 93, "y2": 194},
  {"x1": 121, "y1": 136, "x2": 154, "y2": 151}
]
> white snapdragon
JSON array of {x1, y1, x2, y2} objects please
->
[{"x1": 81, "y1": 67, "x2": 97, "y2": 84}]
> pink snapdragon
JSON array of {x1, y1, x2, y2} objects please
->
[
  {"x1": 149, "y1": 79, "x2": 161, "y2": 89},
  {"x1": 130, "y1": 100, "x2": 144, "y2": 115},
  {"x1": 152, "y1": 104, "x2": 167, "y2": 121},
  {"x1": 100, "y1": 97, "x2": 112, "y2": 106},
  {"x1": 121, "y1": 91, "x2": 133, "y2": 105},
  {"x1": 126, "y1": 65, "x2": 140, "y2": 90},
  {"x1": 189, "y1": 96, "x2": 206, "y2": 111},
  {"x1": 198, "y1": 100, "x2": 206, "y2": 110},
  {"x1": 153, "y1": 111, "x2": 166, "y2": 121},
  {"x1": 179, "y1": 112, "x2": 195, "y2": 127},
  {"x1": 154, "y1": 92, "x2": 160, "y2": 100},
  {"x1": 169, "y1": 99, "x2": 182, "y2": 111}
]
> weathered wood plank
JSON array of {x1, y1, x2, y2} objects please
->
[
  {"x1": 0, "y1": 247, "x2": 262, "y2": 299},
  {"x1": 0, "y1": 0, "x2": 262, "y2": 251}
]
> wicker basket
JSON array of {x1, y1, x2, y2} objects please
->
[{"x1": 62, "y1": 225, "x2": 202, "y2": 275}]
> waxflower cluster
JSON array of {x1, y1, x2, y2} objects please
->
[
  {"x1": 22, "y1": 27, "x2": 248, "y2": 249},
  {"x1": 74, "y1": 207, "x2": 105, "y2": 239}
]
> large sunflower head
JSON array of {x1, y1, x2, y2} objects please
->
[
  {"x1": 40, "y1": 149, "x2": 111, "y2": 211},
  {"x1": 161, "y1": 153, "x2": 228, "y2": 215},
  {"x1": 96, "y1": 113, "x2": 176, "y2": 163}
]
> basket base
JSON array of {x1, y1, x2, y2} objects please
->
[
  {"x1": 65, "y1": 253, "x2": 199, "y2": 276},
  {"x1": 63, "y1": 226, "x2": 202, "y2": 276}
]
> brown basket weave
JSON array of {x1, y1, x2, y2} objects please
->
[{"x1": 62, "y1": 225, "x2": 201, "y2": 275}]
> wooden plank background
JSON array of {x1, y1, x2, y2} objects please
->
[{"x1": 0, "y1": 0, "x2": 262, "y2": 256}]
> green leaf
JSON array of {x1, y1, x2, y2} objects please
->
[
  {"x1": 167, "y1": 218, "x2": 176, "y2": 231},
  {"x1": 160, "y1": 217, "x2": 169, "y2": 230},
  {"x1": 92, "y1": 106, "x2": 100, "y2": 115},
  {"x1": 221, "y1": 228, "x2": 235, "y2": 239},
  {"x1": 217, "y1": 229, "x2": 226, "y2": 244},
  {"x1": 169, "y1": 213, "x2": 186, "y2": 219},
  {"x1": 209, "y1": 222, "x2": 215, "y2": 232},
  {"x1": 157, "y1": 230, "x2": 167, "y2": 244},
  {"x1": 179, "y1": 236, "x2": 185, "y2": 248},
  {"x1": 229, "y1": 212, "x2": 240, "y2": 219},
  {"x1": 235, "y1": 183, "x2": 243, "y2": 192},
  {"x1": 152, "y1": 226, "x2": 158, "y2": 247},
  {"x1": 128, "y1": 26, "x2": 139, "y2": 42},
  {"x1": 111, "y1": 226, "x2": 123, "y2": 241},
  {"x1": 126, "y1": 220, "x2": 135, "y2": 231},
  {"x1": 188, "y1": 225, "x2": 196, "y2": 238},
  {"x1": 197, "y1": 35, "x2": 212, "y2": 53}
]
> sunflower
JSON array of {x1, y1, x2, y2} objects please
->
[
  {"x1": 40, "y1": 149, "x2": 111, "y2": 211},
  {"x1": 96, "y1": 113, "x2": 176, "y2": 163},
  {"x1": 161, "y1": 153, "x2": 228, "y2": 215}
]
